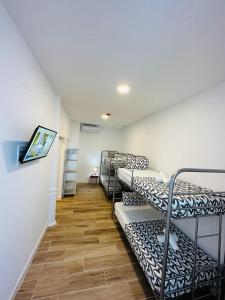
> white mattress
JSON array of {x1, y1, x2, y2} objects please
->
[
  {"x1": 115, "y1": 202, "x2": 163, "y2": 230},
  {"x1": 117, "y1": 168, "x2": 162, "y2": 187}
]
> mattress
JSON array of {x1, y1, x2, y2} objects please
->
[
  {"x1": 125, "y1": 219, "x2": 217, "y2": 298},
  {"x1": 117, "y1": 168, "x2": 161, "y2": 187},
  {"x1": 133, "y1": 177, "x2": 225, "y2": 218},
  {"x1": 104, "y1": 157, "x2": 126, "y2": 169},
  {"x1": 115, "y1": 202, "x2": 163, "y2": 230}
]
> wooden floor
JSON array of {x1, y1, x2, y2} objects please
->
[{"x1": 15, "y1": 184, "x2": 155, "y2": 300}]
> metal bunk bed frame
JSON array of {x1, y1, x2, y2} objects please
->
[
  {"x1": 99, "y1": 150, "x2": 118, "y2": 199},
  {"x1": 112, "y1": 154, "x2": 225, "y2": 300},
  {"x1": 112, "y1": 153, "x2": 144, "y2": 215}
]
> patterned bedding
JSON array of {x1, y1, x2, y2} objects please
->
[
  {"x1": 122, "y1": 191, "x2": 147, "y2": 206},
  {"x1": 133, "y1": 177, "x2": 225, "y2": 218},
  {"x1": 125, "y1": 219, "x2": 217, "y2": 298},
  {"x1": 104, "y1": 157, "x2": 126, "y2": 169},
  {"x1": 126, "y1": 155, "x2": 150, "y2": 170}
]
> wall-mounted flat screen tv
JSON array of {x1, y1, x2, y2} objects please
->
[{"x1": 19, "y1": 126, "x2": 57, "y2": 164}]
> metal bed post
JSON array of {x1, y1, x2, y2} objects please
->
[
  {"x1": 99, "y1": 150, "x2": 104, "y2": 185},
  {"x1": 131, "y1": 155, "x2": 135, "y2": 191},
  {"x1": 192, "y1": 215, "x2": 200, "y2": 299},
  {"x1": 217, "y1": 213, "x2": 222, "y2": 300},
  {"x1": 160, "y1": 172, "x2": 177, "y2": 300},
  {"x1": 112, "y1": 152, "x2": 119, "y2": 219},
  {"x1": 107, "y1": 156, "x2": 111, "y2": 199}
]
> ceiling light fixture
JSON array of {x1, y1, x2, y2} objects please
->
[
  {"x1": 101, "y1": 113, "x2": 111, "y2": 120},
  {"x1": 117, "y1": 84, "x2": 130, "y2": 95}
]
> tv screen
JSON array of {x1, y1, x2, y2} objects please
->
[{"x1": 20, "y1": 126, "x2": 57, "y2": 163}]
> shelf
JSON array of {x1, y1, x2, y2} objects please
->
[
  {"x1": 65, "y1": 182, "x2": 75, "y2": 186},
  {"x1": 63, "y1": 148, "x2": 78, "y2": 197},
  {"x1": 66, "y1": 159, "x2": 78, "y2": 161},
  {"x1": 65, "y1": 180, "x2": 76, "y2": 183},
  {"x1": 63, "y1": 192, "x2": 75, "y2": 195}
]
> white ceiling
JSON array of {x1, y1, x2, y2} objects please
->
[{"x1": 3, "y1": 0, "x2": 225, "y2": 127}]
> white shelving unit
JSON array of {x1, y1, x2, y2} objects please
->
[{"x1": 63, "y1": 148, "x2": 78, "y2": 197}]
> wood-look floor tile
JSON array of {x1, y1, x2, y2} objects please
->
[
  {"x1": 38, "y1": 241, "x2": 51, "y2": 252},
  {"x1": 25, "y1": 259, "x2": 83, "y2": 281},
  {"x1": 96, "y1": 211, "x2": 112, "y2": 221},
  {"x1": 33, "y1": 295, "x2": 59, "y2": 300},
  {"x1": 116, "y1": 240, "x2": 131, "y2": 254},
  {"x1": 69, "y1": 221, "x2": 96, "y2": 229},
  {"x1": 65, "y1": 243, "x2": 118, "y2": 260},
  {"x1": 73, "y1": 207, "x2": 103, "y2": 213},
  {"x1": 58, "y1": 282, "x2": 132, "y2": 300},
  {"x1": 56, "y1": 208, "x2": 74, "y2": 215},
  {"x1": 95, "y1": 220, "x2": 117, "y2": 229},
  {"x1": 84, "y1": 227, "x2": 120, "y2": 236},
  {"x1": 14, "y1": 280, "x2": 37, "y2": 300},
  {"x1": 33, "y1": 270, "x2": 105, "y2": 299},
  {"x1": 15, "y1": 184, "x2": 156, "y2": 300},
  {"x1": 46, "y1": 225, "x2": 71, "y2": 233},
  {"x1": 129, "y1": 279, "x2": 155, "y2": 300},
  {"x1": 32, "y1": 250, "x2": 65, "y2": 264},
  {"x1": 42, "y1": 230, "x2": 84, "y2": 242},
  {"x1": 99, "y1": 232, "x2": 123, "y2": 244},
  {"x1": 49, "y1": 236, "x2": 99, "y2": 250},
  {"x1": 57, "y1": 214, "x2": 95, "y2": 222},
  {"x1": 73, "y1": 212, "x2": 97, "y2": 219},
  {"x1": 84, "y1": 253, "x2": 133, "y2": 271},
  {"x1": 105, "y1": 263, "x2": 143, "y2": 285}
]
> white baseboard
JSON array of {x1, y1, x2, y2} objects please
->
[
  {"x1": 9, "y1": 223, "x2": 48, "y2": 300},
  {"x1": 48, "y1": 221, "x2": 57, "y2": 227},
  {"x1": 48, "y1": 187, "x2": 57, "y2": 226}
]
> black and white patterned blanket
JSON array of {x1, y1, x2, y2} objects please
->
[
  {"x1": 104, "y1": 157, "x2": 126, "y2": 169},
  {"x1": 122, "y1": 191, "x2": 147, "y2": 205},
  {"x1": 126, "y1": 155, "x2": 150, "y2": 170},
  {"x1": 125, "y1": 219, "x2": 217, "y2": 298},
  {"x1": 133, "y1": 177, "x2": 225, "y2": 218}
]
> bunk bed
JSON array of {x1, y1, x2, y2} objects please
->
[
  {"x1": 99, "y1": 150, "x2": 129, "y2": 198},
  {"x1": 112, "y1": 154, "x2": 225, "y2": 299},
  {"x1": 99, "y1": 150, "x2": 119, "y2": 198},
  {"x1": 115, "y1": 192, "x2": 163, "y2": 230}
]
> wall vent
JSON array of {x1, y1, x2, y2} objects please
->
[{"x1": 80, "y1": 123, "x2": 99, "y2": 133}]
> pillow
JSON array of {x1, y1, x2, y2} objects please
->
[{"x1": 122, "y1": 191, "x2": 146, "y2": 206}]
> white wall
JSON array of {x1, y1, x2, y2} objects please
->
[
  {"x1": 77, "y1": 126, "x2": 124, "y2": 182},
  {"x1": 56, "y1": 104, "x2": 71, "y2": 199},
  {"x1": 123, "y1": 82, "x2": 225, "y2": 259},
  {"x1": 68, "y1": 120, "x2": 80, "y2": 149},
  {"x1": 0, "y1": 3, "x2": 62, "y2": 299},
  {"x1": 59, "y1": 104, "x2": 71, "y2": 140}
]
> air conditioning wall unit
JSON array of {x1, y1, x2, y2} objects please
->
[{"x1": 80, "y1": 123, "x2": 99, "y2": 133}]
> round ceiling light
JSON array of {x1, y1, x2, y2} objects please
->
[
  {"x1": 101, "y1": 113, "x2": 111, "y2": 120},
  {"x1": 117, "y1": 84, "x2": 130, "y2": 95}
]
